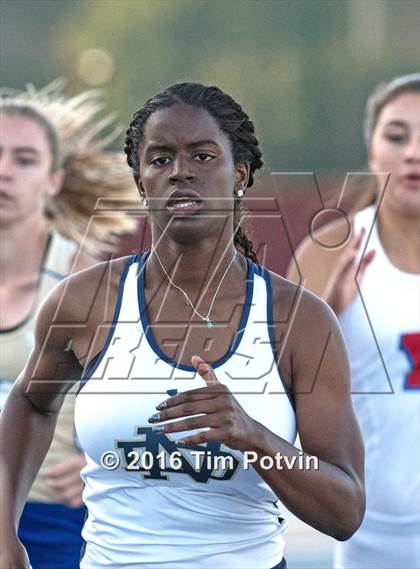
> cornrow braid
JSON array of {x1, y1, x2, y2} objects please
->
[
  {"x1": 124, "y1": 82, "x2": 263, "y2": 262},
  {"x1": 233, "y1": 200, "x2": 259, "y2": 264}
]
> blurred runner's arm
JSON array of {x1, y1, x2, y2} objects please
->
[
  {"x1": 0, "y1": 283, "x2": 84, "y2": 567},
  {"x1": 253, "y1": 286, "x2": 365, "y2": 539},
  {"x1": 286, "y1": 221, "x2": 375, "y2": 315}
]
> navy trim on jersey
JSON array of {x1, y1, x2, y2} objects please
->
[
  {"x1": 137, "y1": 251, "x2": 255, "y2": 372},
  {"x1": 255, "y1": 264, "x2": 295, "y2": 410},
  {"x1": 77, "y1": 255, "x2": 138, "y2": 394},
  {"x1": 0, "y1": 234, "x2": 53, "y2": 335}
]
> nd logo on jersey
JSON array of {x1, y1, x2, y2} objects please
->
[
  {"x1": 400, "y1": 332, "x2": 420, "y2": 390},
  {"x1": 116, "y1": 427, "x2": 240, "y2": 482}
]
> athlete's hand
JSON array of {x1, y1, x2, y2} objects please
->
[
  {"x1": 148, "y1": 355, "x2": 260, "y2": 451},
  {"x1": 324, "y1": 227, "x2": 375, "y2": 315},
  {"x1": 0, "y1": 534, "x2": 32, "y2": 568},
  {"x1": 45, "y1": 454, "x2": 86, "y2": 507}
]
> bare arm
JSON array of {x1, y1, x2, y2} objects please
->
[
  {"x1": 286, "y1": 217, "x2": 353, "y2": 297},
  {"x1": 0, "y1": 257, "x2": 124, "y2": 567},
  {"x1": 148, "y1": 286, "x2": 365, "y2": 540},
  {"x1": 40, "y1": 247, "x2": 98, "y2": 507},
  {"x1": 71, "y1": 249, "x2": 98, "y2": 273},
  {"x1": 287, "y1": 220, "x2": 375, "y2": 315},
  {"x1": 249, "y1": 289, "x2": 365, "y2": 539},
  {"x1": 0, "y1": 255, "x2": 118, "y2": 567},
  {"x1": 0, "y1": 284, "x2": 83, "y2": 533}
]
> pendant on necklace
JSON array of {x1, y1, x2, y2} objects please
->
[{"x1": 206, "y1": 318, "x2": 213, "y2": 329}]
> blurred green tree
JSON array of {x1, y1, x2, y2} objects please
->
[{"x1": 2, "y1": 0, "x2": 418, "y2": 173}]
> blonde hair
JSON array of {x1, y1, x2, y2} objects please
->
[{"x1": 0, "y1": 80, "x2": 138, "y2": 254}]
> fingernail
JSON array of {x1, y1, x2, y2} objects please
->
[
  {"x1": 152, "y1": 425, "x2": 165, "y2": 433},
  {"x1": 156, "y1": 389, "x2": 177, "y2": 410},
  {"x1": 148, "y1": 412, "x2": 160, "y2": 423}
]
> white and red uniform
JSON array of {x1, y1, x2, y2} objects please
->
[{"x1": 336, "y1": 206, "x2": 420, "y2": 568}]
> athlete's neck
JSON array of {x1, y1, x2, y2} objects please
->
[
  {"x1": 147, "y1": 233, "x2": 245, "y2": 297},
  {"x1": 378, "y1": 206, "x2": 420, "y2": 274},
  {"x1": 0, "y1": 214, "x2": 50, "y2": 283}
]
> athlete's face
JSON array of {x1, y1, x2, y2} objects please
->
[
  {"x1": 0, "y1": 113, "x2": 63, "y2": 227},
  {"x1": 369, "y1": 91, "x2": 420, "y2": 217},
  {"x1": 138, "y1": 103, "x2": 248, "y2": 243}
]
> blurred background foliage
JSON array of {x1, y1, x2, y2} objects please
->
[{"x1": 1, "y1": 0, "x2": 419, "y2": 174}]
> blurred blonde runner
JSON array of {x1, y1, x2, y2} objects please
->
[{"x1": 0, "y1": 81, "x2": 136, "y2": 569}]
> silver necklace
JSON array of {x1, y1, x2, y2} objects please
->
[{"x1": 151, "y1": 246, "x2": 237, "y2": 328}]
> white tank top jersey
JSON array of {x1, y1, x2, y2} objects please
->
[
  {"x1": 75, "y1": 252, "x2": 297, "y2": 569},
  {"x1": 335, "y1": 206, "x2": 420, "y2": 569},
  {"x1": 0, "y1": 231, "x2": 80, "y2": 503}
]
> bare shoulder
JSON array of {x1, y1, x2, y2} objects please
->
[
  {"x1": 268, "y1": 269, "x2": 346, "y2": 392},
  {"x1": 70, "y1": 249, "x2": 98, "y2": 273},
  {"x1": 35, "y1": 255, "x2": 132, "y2": 361},
  {"x1": 269, "y1": 269, "x2": 336, "y2": 330},
  {"x1": 14, "y1": 255, "x2": 135, "y2": 404},
  {"x1": 42, "y1": 256, "x2": 129, "y2": 318},
  {"x1": 286, "y1": 215, "x2": 356, "y2": 296}
]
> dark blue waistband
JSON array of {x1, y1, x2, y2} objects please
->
[{"x1": 271, "y1": 558, "x2": 287, "y2": 569}]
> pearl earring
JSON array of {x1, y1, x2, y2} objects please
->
[
  {"x1": 142, "y1": 196, "x2": 148, "y2": 207},
  {"x1": 236, "y1": 188, "x2": 244, "y2": 198}
]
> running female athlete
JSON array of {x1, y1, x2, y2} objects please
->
[
  {"x1": 0, "y1": 83, "x2": 136, "y2": 569},
  {"x1": 0, "y1": 82, "x2": 365, "y2": 569},
  {"x1": 287, "y1": 74, "x2": 420, "y2": 568}
]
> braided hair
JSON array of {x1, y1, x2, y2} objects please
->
[{"x1": 124, "y1": 82, "x2": 263, "y2": 263}]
